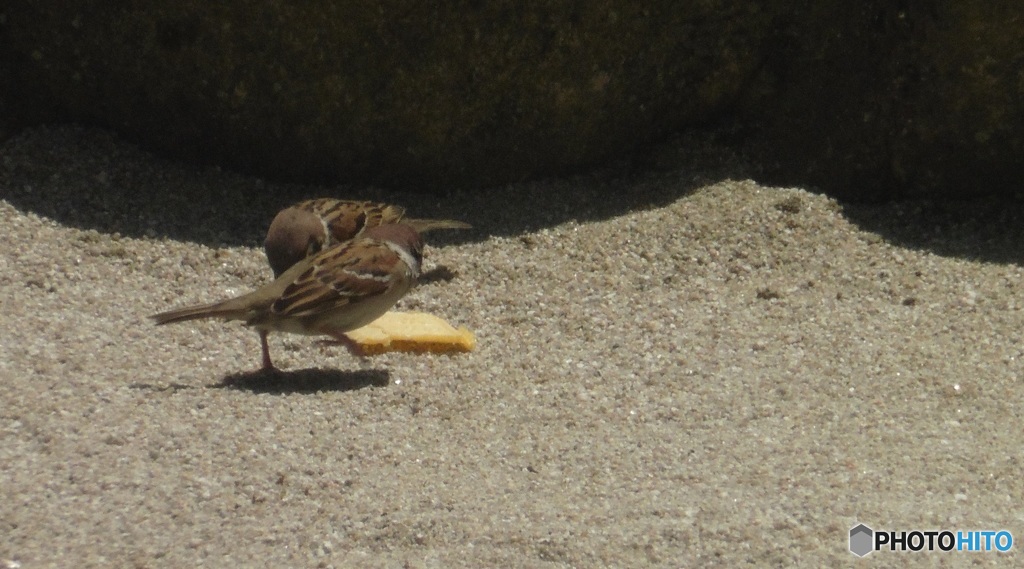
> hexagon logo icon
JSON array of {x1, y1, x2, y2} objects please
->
[{"x1": 850, "y1": 523, "x2": 874, "y2": 557}]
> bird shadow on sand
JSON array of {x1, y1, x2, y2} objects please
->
[
  {"x1": 419, "y1": 265, "x2": 459, "y2": 285},
  {"x1": 212, "y1": 367, "x2": 390, "y2": 394}
]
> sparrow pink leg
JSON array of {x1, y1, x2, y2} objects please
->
[{"x1": 259, "y1": 330, "x2": 276, "y2": 370}]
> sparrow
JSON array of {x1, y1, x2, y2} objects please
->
[
  {"x1": 151, "y1": 223, "x2": 424, "y2": 371},
  {"x1": 264, "y1": 198, "x2": 470, "y2": 278}
]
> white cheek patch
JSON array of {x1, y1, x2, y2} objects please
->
[
  {"x1": 318, "y1": 216, "x2": 332, "y2": 246},
  {"x1": 387, "y1": 241, "x2": 421, "y2": 278}
]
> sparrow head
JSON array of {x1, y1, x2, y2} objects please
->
[
  {"x1": 361, "y1": 223, "x2": 424, "y2": 272},
  {"x1": 264, "y1": 206, "x2": 328, "y2": 278}
]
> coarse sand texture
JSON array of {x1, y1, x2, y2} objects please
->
[{"x1": 2, "y1": 126, "x2": 1023, "y2": 567}]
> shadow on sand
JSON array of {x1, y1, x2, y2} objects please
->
[{"x1": 212, "y1": 366, "x2": 390, "y2": 394}]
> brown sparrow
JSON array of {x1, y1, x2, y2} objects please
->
[
  {"x1": 264, "y1": 198, "x2": 470, "y2": 277},
  {"x1": 151, "y1": 224, "x2": 424, "y2": 370}
]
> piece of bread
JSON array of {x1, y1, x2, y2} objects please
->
[{"x1": 346, "y1": 311, "x2": 476, "y2": 355}]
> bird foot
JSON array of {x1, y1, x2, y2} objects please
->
[{"x1": 317, "y1": 333, "x2": 368, "y2": 358}]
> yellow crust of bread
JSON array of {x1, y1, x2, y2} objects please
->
[{"x1": 346, "y1": 311, "x2": 476, "y2": 355}]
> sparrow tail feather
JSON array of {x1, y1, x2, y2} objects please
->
[
  {"x1": 150, "y1": 301, "x2": 245, "y2": 325},
  {"x1": 404, "y1": 218, "x2": 472, "y2": 232}
]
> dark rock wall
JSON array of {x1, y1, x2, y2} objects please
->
[{"x1": 2, "y1": 1, "x2": 1022, "y2": 199}]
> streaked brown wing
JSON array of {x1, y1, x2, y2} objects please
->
[
  {"x1": 296, "y1": 199, "x2": 406, "y2": 245},
  {"x1": 361, "y1": 202, "x2": 407, "y2": 226},
  {"x1": 271, "y1": 237, "x2": 400, "y2": 318}
]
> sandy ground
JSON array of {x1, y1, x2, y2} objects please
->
[{"x1": 2, "y1": 125, "x2": 1024, "y2": 568}]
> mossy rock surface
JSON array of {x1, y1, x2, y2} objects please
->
[
  {"x1": 742, "y1": 2, "x2": 1024, "y2": 199},
  {"x1": 1, "y1": 1, "x2": 769, "y2": 190},
  {"x1": 3, "y1": 1, "x2": 1023, "y2": 198}
]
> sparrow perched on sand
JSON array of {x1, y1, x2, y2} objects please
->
[
  {"x1": 264, "y1": 198, "x2": 470, "y2": 277},
  {"x1": 151, "y1": 224, "x2": 424, "y2": 371}
]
